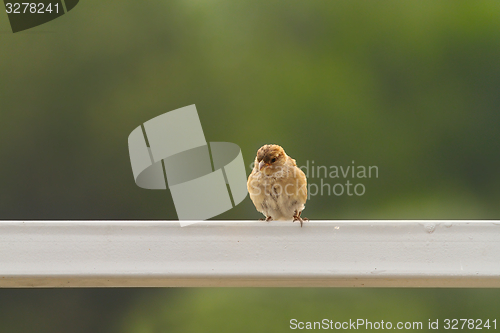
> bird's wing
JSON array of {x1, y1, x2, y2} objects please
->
[
  {"x1": 287, "y1": 156, "x2": 297, "y2": 167},
  {"x1": 295, "y1": 166, "x2": 308, "y2": 205}
]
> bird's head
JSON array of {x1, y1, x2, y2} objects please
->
[{"x1": 255, "y1": 144, "x2": 287, "y2": 171}]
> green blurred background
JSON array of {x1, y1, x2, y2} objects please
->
[{"x1": 1, "y1": 1, "x2": 500, "y2": 332}]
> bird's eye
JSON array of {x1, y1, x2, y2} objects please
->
[{"x1": 271, "y1": 158, "x2": 277, "y2": 163}]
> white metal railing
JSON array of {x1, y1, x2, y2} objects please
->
[{"x1": 0, "y1": 221, "x2": 499, "y2": 287}]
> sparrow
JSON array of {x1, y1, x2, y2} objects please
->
[{"x1": 247, "y1": 144, "x2": 308, "y2": 226}]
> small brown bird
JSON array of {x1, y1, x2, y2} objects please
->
[{"x1": 247, "y1": 144, "x2": 308, "y2": 226}]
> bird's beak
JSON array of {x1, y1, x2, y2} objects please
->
[{"x1": 258, "y1": 161, "x2": 265, "y2": 170}]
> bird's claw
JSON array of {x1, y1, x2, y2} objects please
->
[
  {"x1": 293, "y1": 215, "x2": 307, "y2": 227},
  {"x1": 259, "y1": 216, "x2": 273, "y2": 222},
  {"x1": 293, "y1": 210, "x2": 308, "y2": 227}
]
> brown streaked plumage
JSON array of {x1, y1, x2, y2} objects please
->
[{"x1": 247, "y1": 144, "x2": 308, "y2": 226}]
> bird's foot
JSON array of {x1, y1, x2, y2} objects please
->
[
  {"x1": 293, "y1": 210, "x2": 308, "y2": 227},
  {"x1": 293, "y1": 215, "x2": 306, "y2": 227},
  {"x1": 259, "y1": 216, "x2": 273, "y2": 222}
]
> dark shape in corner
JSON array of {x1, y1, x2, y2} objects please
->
[
  {"x1": 64, "y1": 0, "x2": 78, "y2": 12},
  {"x1": 4, "y1": 0, "x2": 79, "y2": 33}
]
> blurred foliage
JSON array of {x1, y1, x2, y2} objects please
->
[
  {"x1": 2, "y1": 0, "x2": 500, "y2": 220},
  {"x1": 0, "y1": 288, "x2": 499, "y2": 333},
  {"x1": 1, "y1": 0, "x2": 500, "y2": 332}
]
